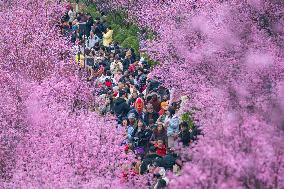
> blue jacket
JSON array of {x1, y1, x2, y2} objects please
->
[
  {"x1": 127, "y1": 125, "x2": 135, "y2": 142},
  {"x1": 167, "y1": 116, "x2": 179, "y2": 136}
]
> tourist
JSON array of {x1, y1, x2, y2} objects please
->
[
  {"x1": 103, "y1": 26, "x2": 113, "y2": 47},
  {"x1": 154, "y1": 140, "x2": 167, "y2": 157},
  {"x1": 150, "y1": 122, "x2": 167, "y2": 145},
  {"x1": 165, "y1": 107, "x2": 179, "y2": 148}
]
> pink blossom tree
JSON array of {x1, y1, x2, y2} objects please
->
[
  {"x1": 0, "y1": 0, "x2": 147, "y2": 188},
  {"x1": 98, "y1": 0, "x2": 284, "y2": 188}
]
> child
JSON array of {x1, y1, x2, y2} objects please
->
[{"x1": 154, "y1": 139, "x2": 167, "y2": 157}]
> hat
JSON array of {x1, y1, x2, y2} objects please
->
[
  {"x1": 135, "y1": 98, "x2": 144, "y2": 114},
  {"x1": 160, "y1": 101, "x2": 169, "y2": 110},
  {"x1": 105, "y1": 81, "x2": 112, "y2": 87},
  {"x1": 128, "y1": 113, "x2": 136, "y2": 119}
]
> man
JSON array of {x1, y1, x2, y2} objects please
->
[
  {"x1": 93, "y1": 17, "x2": 104, "y2": 39},
  {"x1": 153, "y1": 167, "x2": 169, "y2": 189},
  {"x1": 178, "y1": 122, "x2": 194, "y2": 146},
  {"x1": 158, "y1": 148, "x2": 178, "y2": 170},
  {"x1": 136, "y1": 68, "x2": 147, "y2": 93},
  {"x1": 85, "y1": 15, "x2": 94, "y2": 37}
]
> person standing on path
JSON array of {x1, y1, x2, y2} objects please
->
[{"x1": 103, "y1": 26, "x2": 113, "y2": 47}]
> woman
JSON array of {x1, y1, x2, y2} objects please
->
[
  {"x1": 68, "y1": 7, "x2": 76, "y2": 23},
  {"x1": 86, "y1": 31, "x2": 99, "y2": 49},
  {"x1": 150, "y1": 122, "x2": 167, "y2": 145},
  {"x1": 121, "y1": 118, "x2": 129, "y2": 127},
  {"x1": 103, "y1": 26, "x2": 113, "y2": 47},
  {"x1": 164, "y1": 107, "x2": 179, "y2": 148},
  {"x1": 132, "y1": 119, "x2": 152, "y2": 154},
  {"x1": 100, "y1": 95, "x2": 112, "y2": 115}
]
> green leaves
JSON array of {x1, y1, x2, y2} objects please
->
[
  {"x1": 181, "y1": 112, "x2": 195, "y2": 129},
  {"x1": 121, "y1": 36, "x2": 139, "y2": 53},
  {"x1": 86, "y1": 4, "x2": 100, "y2": 18}
]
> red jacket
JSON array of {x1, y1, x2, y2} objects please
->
[
  {"x1": 128, "y1": 64, "x2": 136, "y2": 73},
  {"x1": 155, "y1": 144, "x2": 167, "y2": 157}
]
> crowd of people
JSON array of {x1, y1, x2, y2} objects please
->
[{"x1": 60, "y1": 5, "x2": 201, "y2": 188}]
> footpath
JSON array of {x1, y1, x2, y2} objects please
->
[{"x1": 60, "y1": 4, "x2": 201, "y2": 187}]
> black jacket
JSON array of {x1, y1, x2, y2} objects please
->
[
  {"x1": 179, "y1": 130, "x2": 194, "y2": 146},
  {"x1": 86, "y1": 19, "x2": 94, "y2": 37},
  {"x1": 133, "y1": 128, "x2": 152, "y2": 148},
  {"x1": 140, "y1": 154, "x2": 162, "y2": 174},
  {"x1": 113, "y1": 98, "x2": 129, "y2": 117},
  {"x1": 93, "y1": 23, "x2": 104, "y2": 39},
  {"x1": 144, "y1": 112, "x2": 159, "y2": 126},
  {"x1": 160, "y1": 154, "x2": 177, "y2": 170},
  {"x1": 122, "y1": 58, "x2": 132, "y2": 71}
]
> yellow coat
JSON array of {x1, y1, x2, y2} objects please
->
[{"x1": 103, "y1": 30, "x2": 113, "y2": 47}]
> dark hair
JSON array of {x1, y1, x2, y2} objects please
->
[
  {"x1": 147, "y1": 95, "x2": 153, "y2": 102},
  {"x1": 138, "y1": 67, "x2": 144, "y2": 72},
  {"x1": 167, "y1": 107, "x2": 175, "y2": 116},
  {"x1": 122, "y1": 117, "x2": 129, "y2": 125},
  {"x1": 106, "y1": 70, "x2": 112, "y2": 76},
  {"x1": 100, "y1": 46, "x2": 105, "y2": 51},
  {"x1": 149, "y1": 146, "x2": 156, "y2": 153},
  {"x1": 119, "y1": 90, "x2": 126, "y2": 97},
  {"x1": 156, "y1": 179, "x2": 167, "y2": 188},
  {"x1": 180, "y1": 122, "x2": 189, "y2": 128},
  {"x1": 149, "y1": 119, "x2": 155, "y2": 125},
  {"x1": 154, "y1": 124, "x2": 165, "y2": 135},
  {"x1": 137, "y1": 118, "x2": 146, "y2": 127},
  {"x1": 85, "y1": 48, "x2": 91, "y2": 56}
]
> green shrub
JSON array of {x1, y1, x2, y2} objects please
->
[
  {"x1": 106, "y1": 12, "x2": 126, "y2": 26},
  {"x1": 110, "y1": 24, "x2": 121, "y2": 32},
  {"x1": 127, "y1": 25, "x2": 139, "y2": 36},
  {"x1": 142, "y1": 53, "x2": 159, "y2": 67},
  {"x1": 86, "y1": 5, "x2": 100, "y2": 18},
  {"x1": 181, "y1": 112, "x2": 195, "y2": 129},
  {"x1": 113, "y1": 30, "x2": 128, "y2": 44},
  {"x1": 121, "y1": 36, "x2": 139, "y2": 53},
  {"x1": 86, "y1": 5, "x2": 159, "y2": 65}
]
